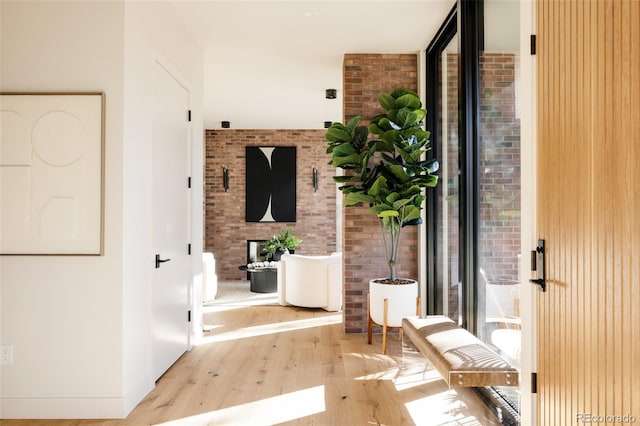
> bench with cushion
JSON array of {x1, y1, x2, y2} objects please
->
[{"x1": 402, "y1": 315, "x2": 519, "y2": 388}]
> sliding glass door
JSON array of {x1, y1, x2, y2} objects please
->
[
  {"x1": 431, "y1": 32, "x2": 461, "y2": 323},
  {"x1": 425, "y1": 8, "x2": 459, "y2": 321},
  {"x1": 426, "y1": 0, "x2": 521, "y2": 422}
]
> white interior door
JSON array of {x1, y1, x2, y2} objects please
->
[{"x1": 152, "y1": 61, "x2": 190, "y2": 381}]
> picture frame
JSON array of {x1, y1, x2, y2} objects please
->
[
  {"x1": 245, "y1": 146, "x2": 296, "y2": 223},
  {"x1": 0, "y1": 92, "x2": 105, "y2": 255}
]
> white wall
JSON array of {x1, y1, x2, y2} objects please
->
[
  {"x1": 203, "y1": 47, "x2": 343, "y2": 129},
  {"x1": 0, "y1": 1, "x2": 125, "y2": 418},
  {"x1": 0, "y1": 0, "x2": 203, "y2": 418},
  {"x1": 171, "y1": 0, "x2": 454, "y2": 130}
]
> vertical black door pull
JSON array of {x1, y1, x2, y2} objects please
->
[{"x1": 530, "y1": 239, "x2": 546, "y2": 291}]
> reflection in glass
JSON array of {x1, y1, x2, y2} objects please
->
[
  {"x1": 435, "y1": 34, "x2": 461, "y2": 324},
  {"x1": 477, "y1": 0, "x2": 521, "y2": 415}
]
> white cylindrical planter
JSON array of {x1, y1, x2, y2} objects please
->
[{"x1": 369, "y1": 279, "x2": 418, "y2": 327}]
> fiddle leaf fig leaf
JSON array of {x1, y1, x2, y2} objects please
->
[
  {"x1": 378, "y1": 210, "x2": 400, "y2": 218},
  {"x1": 333, "y1": 175, "x2": 355, "y2": 183},
  {"x1": 396, "y1": 109, "x2": 419, "y2": 128},
  {"x1": 379, "y1": 93, "x2": 395, "y2": 110},
  {"x1": 325, "y1": 126, "x2": 352, "y2": 143},
  {"x1": 394, "y1": 93, "x2": 421, "y2": 109},
  {"x1": 345, "y1": 116, "x2": 362, "y2": 132},
  {"x1": 352, "y1": 126, "x2": 369, "y2": 150},
  {"x1": 332, "y1": 154, "x2": 362, "y2": 168},
  {"x1": 402, "y1": 205, "x2": 421, "y2": 222},
  {"x1": 368, "y1": 176, "x2": 387, "y2": 196},
  {"x1": 344, "y1": 192, "x2": 374, "y2": 206},
  {"x1": 331, "y1": 142, "x2": 356, "y2": 156},
  {"x1": 388, "y1": 164, "x2": 410, "y2": 183}
]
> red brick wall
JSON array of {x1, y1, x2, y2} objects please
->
[
  {"x1": 342, "y1": 54, "x2": 419, "y2": 333},
  {"x1": 478, "y1": 53, "x2": 521, "y2": 282},
  {"x1": 204, "y1": 129, "x2": 337, "y2": 280},
  {"x1": 443, "y1": 52, "x2": 461, "y2": 321}
]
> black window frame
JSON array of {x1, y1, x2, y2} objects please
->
[
  {"x1": 425, "y1": 0, "x2": 484, "y2": 335},
  {"x1": 424, "y1": 5, "x2": 457, "y2": 317}
]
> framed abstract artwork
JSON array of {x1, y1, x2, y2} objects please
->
[
  {"x1": 245, "y1": 146, "x2": 296, "y2": 222},
  {"x1": 0, "y1": 93, "x2": 104, "y2": 255}
]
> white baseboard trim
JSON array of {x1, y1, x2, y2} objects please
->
[
  {"x1": 1, "y1": 397, "x2": 126, "y2": 419},
  {"x1": 0, "y1": 377, "x2": 153, "y2": 419},
  {"x1": 123, "y1": 374, "x2": 155, "y2": 417}
]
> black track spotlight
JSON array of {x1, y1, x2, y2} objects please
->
[{"x1": 325, "y1": 89, "x2": 337, "y2": 99}]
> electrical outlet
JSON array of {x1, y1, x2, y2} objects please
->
[{"x1": 0, "y1": 345, "x2": 13, "y2": 365}]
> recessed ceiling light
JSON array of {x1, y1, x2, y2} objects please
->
[{"x1": 303, "y1": 10, "x2": 318, "y2": 17}]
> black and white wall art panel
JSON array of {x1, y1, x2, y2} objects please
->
[{"x1": 245, "y1": 146, "x2": 296, "y2": 222}]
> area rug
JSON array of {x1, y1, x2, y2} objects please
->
[{"x1": 207, "y1": 280, "x2": 279, "y2": 306}]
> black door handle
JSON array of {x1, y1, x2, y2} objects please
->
[
  {"x1": 529, "y1": 239, "x2": 546, "y2": 292},
  {"x1": 155, "y1": 254, "x2": 171, "y2": 269}
]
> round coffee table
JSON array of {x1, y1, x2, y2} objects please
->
[{"x1": 239, "y1": 265, "x2": 278, "y2": 293}]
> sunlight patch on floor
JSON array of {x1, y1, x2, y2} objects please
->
[
  {"x1": 197, "y1": 314, "x2": 342, "y2": 344},
  {"x1": 393, "y1": 364, "x2": 444, "y2": 391},
  {"x1": 353, "y1": 367, "x2": 402, "y2": 381},
  {"x1": 350, "y1": 357, "x2": 445, "y2": 391},
  {"x1": 202, "y1": 296, "x2": 279, "y2": 312},
  {"x1": 154, "y1": 385, "x2": 325, "y2": 426},
  {"x1": 345, "y1": 352, "x2": 480, "y2": 425},
  {"x1": 405, "y1": 390, "x2": 485, "y2": 426}
]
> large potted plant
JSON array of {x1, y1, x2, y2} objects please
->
[{"x1": 325, "y1": 88, "x2": 439, "y2": 353}]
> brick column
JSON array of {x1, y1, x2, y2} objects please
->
[{"x1": 342, "y1": 54, "x2": 419, "y2": 333}]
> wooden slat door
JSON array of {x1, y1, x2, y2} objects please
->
[{"x1": 536, "y1": 0, "x2": 640, "y2": 424}]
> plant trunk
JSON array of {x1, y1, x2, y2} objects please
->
[
  {"x1": 381, "y1": 216, "x2": 403, "y2": 282},
  {"x1": 388, "y1": 261, "x2": 397, "y2": 281}
]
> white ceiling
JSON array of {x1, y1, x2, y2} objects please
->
[{"x1": 169, "y1": 1, "x2": 455, "y2": 129}]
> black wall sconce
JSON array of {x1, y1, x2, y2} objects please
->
[
  {"x1": 324, "y1": 121, "x2": 332, "y2": 129},
  {"x1": 312, "y1": 167, "x2": 318, "y2": 192},
  {"x1": 222, "y1": 166, "x2": 229, "y2": 192},
  {"x1": 325, "y1": 89, "x2": 337, "y2": 99},
  {"x1": 221, "y1": 121, "x2": 231, "y2": 128}
]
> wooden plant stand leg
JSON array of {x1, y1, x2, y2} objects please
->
[{"x1": 382, "y1": 298, "x2": 389, "y2": 355}]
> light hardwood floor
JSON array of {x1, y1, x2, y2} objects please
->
[{"x1": 2, "y1": 301, "x2": 500, "y2": 426}]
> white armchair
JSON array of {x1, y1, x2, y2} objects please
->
[{"x1": 277, "y1": 253, "x2": 342, "y2": 312}]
